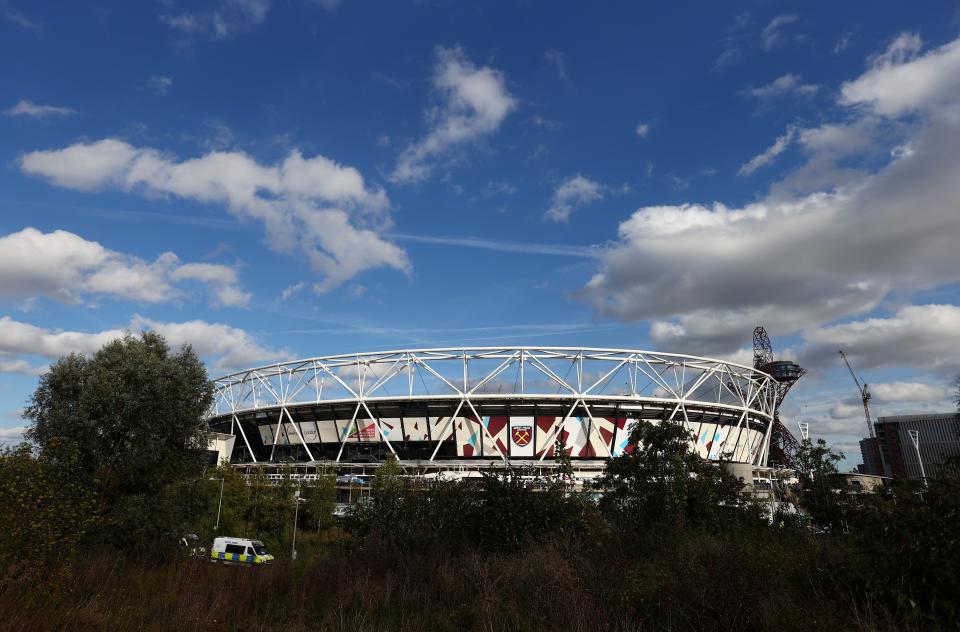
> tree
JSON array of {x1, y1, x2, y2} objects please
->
[
  {"x1": 597, "y1": 419, "x2": 749, "y2": 531},
  {"x1": 301, "y1": 472, "x2": 337, "y2": 533},
  {"x1": 22, "y1": 331, "x2": 214, "y2": 551},
  {"x1": 0, "y1": 440, "x2": 99, "y2": 580},
  {"x1": 793, "y1": 438, "x2": 848, "y2": 531}
]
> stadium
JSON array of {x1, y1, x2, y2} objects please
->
[{"x1": 206, "y1": 347, "x2": 781, "y2": 476}]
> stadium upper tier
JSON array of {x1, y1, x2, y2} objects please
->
[{"x1": 207, "y1": 347, "x2": 779, "y2": 467}]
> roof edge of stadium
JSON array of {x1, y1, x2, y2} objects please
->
[{"x1": 212, "y1": 346, "x2": 770, "y2": 382}]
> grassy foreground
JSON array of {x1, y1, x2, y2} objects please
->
[{"x1": 0, "y1": 529, "x2": 908, "y2": 632}]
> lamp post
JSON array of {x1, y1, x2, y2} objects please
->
[
  {"x1": 907, "y1": 429, "x2": 928, "y2": 488},
  {"x1": 209, "y1": 478, "x2": 225, "y2": 531},
  {"x1": 291, "y1": 487, "x2": 301, "y2": 560}
]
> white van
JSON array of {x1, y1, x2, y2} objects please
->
[{"x1": 210, "y1": 537, "x2": 274, "y2": 565}]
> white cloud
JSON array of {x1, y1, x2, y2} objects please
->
[
  {"x1": 737, "y1": 126, "x2": 795, "y2": 176},
  {"x1": 161, "y1": 0, "x2": 269, "y2": 40},
  {"x1": 544, "y1": 174, "x2": 604, "y2": 223},
  {"x1": 5, "y1": 99, "x2": 74, "y2": 118},
  {"x1": 0, "y1": 315, "x2": 286, "y2": 374},
  {"x1": 761, "y1": 14, "x2": 799, "y2": 51},
  {"x1": 0, "y1": 227, "x2": 250, "y2": 307},
  {"x1": 0, "y1": 426, "x2": 26, "y2": 445},
  {"x1": 744, "y1": 74, "x2": 818, "y2": 101},
  {"x1": 582, "y1": 32, "x2": 960, "y2": 354},
  {"x1": 635, "y1": 122, "x2": 650, "y2": 138},
  {"x1": 20, "y1": 140, "x2": 408, "y2": 292},
  {"x1": 482, "y1": 180, "x2": 517, "y2": 197},
  {"x1": 148, "y1": 76, "x2": 174, "y2": 95},
  {"x1": 1, "y1": 1, "x2": 39, "y2": 30},
  {"x1": 170, "y1": 263, "x2": 251, "y2": 307},
  {"x1": 391, "y1": 46, "x2": 516, "y2": 184},
  {"x1": 544, "y1": 49, "x2": 566, "y2": 79},
  {"x1": 834, "y1": 32, "x2": 852, "y2": 55},
  {"x1": 840, "y1": 33, "x2": 960, "y2": 117},
  {"x1": 870, "y1": 381, "x2": 949, "y2": 403},
  {"x1": 280, "y1": 282, "x2": 305, "y2": 301},
  {"x1": 800, "y1": 304, "x2": 960, "y2": 371},
  {"x1": 132, "y1": 316, "x2": 287, "y2": 370}
]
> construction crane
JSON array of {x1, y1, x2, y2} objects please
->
[
  {"x1": 838, "y1": 350, "x2": 876, "y2": 440},
  {"x1": 753, "y1": 326, "x2": 806, "y2": 468}
]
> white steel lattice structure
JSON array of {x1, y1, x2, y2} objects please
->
[{"x1": 207, "y1": 347, "x2": 779, "y2": 468}]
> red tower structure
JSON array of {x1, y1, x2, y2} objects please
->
[{"x1": 753, "y1": 326, "x2": 806, "y2": 468}]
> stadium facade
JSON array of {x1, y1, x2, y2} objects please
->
[{"x1": 206, "y1": 347, "x2": 780, "y2": 473}]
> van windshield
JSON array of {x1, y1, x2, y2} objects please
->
[{"x1": 252, "y1": 541, "x2": 269, "y2": 555}]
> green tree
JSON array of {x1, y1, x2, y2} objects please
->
[
  {"x1": 793, "y1": 438, "x2": 848, "y2": 531},
  {"x1": 0, "y1": 440, "x2": 99, "y2": 584},
  {"x1": 22, "y1": 331, "x2": 213, "y2": 552},
  {"x1": 597, "y1": 419, "x2": 749, "y2": 531},
  {"x1": 301, "y1": 473, "x2": 337, "y2": 533}
]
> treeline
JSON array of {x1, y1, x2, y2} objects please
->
[{"x1": 0, "y1": 332, "x2": 958, "y2": 630}]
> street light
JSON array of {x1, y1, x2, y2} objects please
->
[
  {"x1": 291, "y1": 487, "x2": 303, "y2": 560},
  {"x1": 907, "y1": 429, "x2": 928, "y2": 488},
  {"x1": 209, "y1": 478, "x2": 225, "y2": 531}
]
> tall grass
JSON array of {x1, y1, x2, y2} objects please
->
[{"x1": 0, "y1": 529, "x2": 906, "y2": 632}]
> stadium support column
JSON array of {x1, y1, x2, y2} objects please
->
[
  {"x1": 465, "y1": 398, "x2": 507, "y2": 460},
  {"x1": 232, "y1": 413, "x2": 257, "y2": 463},
  {"x1": 360, "y1": 399, "x2": 397, "y2": 456},
  {"x1": 336, "y1": 402, "x2": 362, "y2": 463},
  {"x1": 430, "y1": 399, "x2": 465, "y2": 461},
  {"x1": 538, "y1": 399, "x2": 581, "y2": 461},
  {"x1": 282, "y1": 406, "x2": 315, "y2": 462}
]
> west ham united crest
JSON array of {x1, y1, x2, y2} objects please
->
[{"x1": 511, "y1": 425, "x2": 532, "y2": 447}]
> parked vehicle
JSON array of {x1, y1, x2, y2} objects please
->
[{"x1": 209, "y1": 537, "x2": 274, "y2": 565}]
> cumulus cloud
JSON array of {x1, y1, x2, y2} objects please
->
[
  {"x1": 581, "y1": 33, "x2": 960, "y2": 357},
  {"x1": 544, "y1": 174, "x2": 604, "y2": 222},
  {"x1": 840, "y1": 32, "x2": 960, "y2": 117},
  {"x1": 132, "y1": 316, "x2": 287, "y2": 370},
  {"x1": 744, "y1": 74, "x2": 818, "y2": 101},
  {"x1": 391, "y1": 46, "x2": 516, "y2": 184},
  {"x1": 870, "y1": 381, "x2": 949, "y2": 403},
  {"x1": 799, "y1": 304, "x2": 960, "y2": 371},
  {"x1": 169, "y1": 263, "x2": 251, "y2": 307},
  {"x1": 0, "y1": 314, "x2": 286, "y2": 374},
  {"x1": 0, "y1": 227, "x2": 249, "y2": 307},
  {"x1": 635, "y1": 122, "x2": 650, "y2": 138},
  {"x1": 0, "y1": 426, "x2": 26, "y2": 445},
  {"x1": 737, "y1": 126, "x2": 795, "y2": 176},
  {"x1": 5, "y1": 99, "x2": 74, "y2": 118},
  {"x1": 161, "y1": 0, "x2": 269, "y2": 40},
  {"x1": 19, "y1": 141, "x2": 408, "y2": 292}
]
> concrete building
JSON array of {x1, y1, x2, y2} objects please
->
[
  {"x1": 875, "y1": 413, "x2": 960, "y2": 482},
  {"x1": 857, "y1": 437, "x2": 883, "y2": 476}
]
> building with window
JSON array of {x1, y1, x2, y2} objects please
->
[{"x1": 875, "y1": 413, "x2": 960, "y2": 481}]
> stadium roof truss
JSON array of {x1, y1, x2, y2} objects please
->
[{"x1": 209, "y1": 347, "x2": 779, "y2": 466}]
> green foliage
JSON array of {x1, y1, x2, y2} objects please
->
[
  {"x1": 20, "y1": 331, "x2": 213, "y2": 555},
  {"x1": 300, "y1": 472, "x2": 336, "y2": 533},
  {"x1": 597, "y1": 419, "x2": 753, "y2": 531},
  {"x1": 843, "y1": 477, "x2": 960, "y2": 624},
  {"x1": 794, "y1": 438, "x2": 849, "y2": 531},
  {"x1": 0, "y1": 441, "x2": 99, "y2": 584},
  {"x1": 347, "y1": 458, "x2": 595, "y2": 553}
]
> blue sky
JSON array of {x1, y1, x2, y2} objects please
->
[{"x1": 2, "y1": 0, "x2": 959, "y2": 467}]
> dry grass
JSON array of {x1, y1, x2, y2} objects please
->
[{"x1": 0, "y1": 529, "x2": 906, "y2": 632}]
